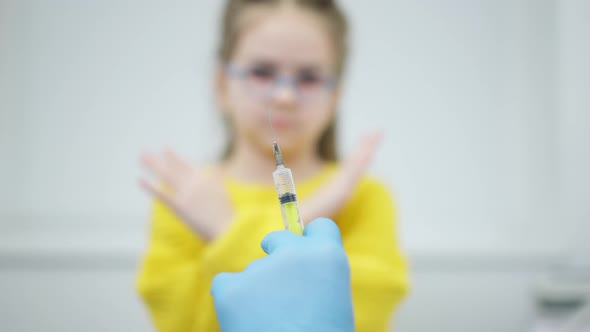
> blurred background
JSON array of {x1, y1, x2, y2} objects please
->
[{"x1": 1, "y1": 0, "x2": 588, "y2": 331}]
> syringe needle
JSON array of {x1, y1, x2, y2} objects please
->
[{"x1": 267, "y1": 106, "x2": 278, "y2": 143}]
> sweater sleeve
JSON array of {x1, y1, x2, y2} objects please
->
[
  {"x1": 339, "y1": 178, "x2": 410, "y2": 332},
  {"x1": 136, "y1": 200, "x2": 284, "y2": 332},
  {"x1": 136, "y1": 200, "x2": 208, "y2": 332},
  {"x1": 199, "y1": 204, "x2": 283, "y2": 274}
]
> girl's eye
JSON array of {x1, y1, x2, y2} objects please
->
[
  {"x1": 250, "y1": 67, "x2": 275, "y2": 81},
  {"x1": 298, "y1": 73, "x2": 323, "y2": 87}
]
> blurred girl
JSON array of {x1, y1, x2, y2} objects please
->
[{"x1": 137, "y1": 1, "x2": 408, "y2": 331}]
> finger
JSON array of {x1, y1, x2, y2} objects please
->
[
  {"x1": 138, "y1": 177, "x2": 174, "y2": 207},
  {"x1": 210, "y1": 272, "x2": 237, "y2": 297},
  {"x1": 261, "y1": 230, "x2": 301, "y2": 255},
  {"x1": 244, "y1": 257, "x2": 266, "y2": 272},
  {"x1": 140, "y1": 152, "x2": 181, "y2": 187},
  {"x1": 303, "y1": 218, "x2": 343, "y2": 246},
  {"x1": 342, "y1": 131, "x2": 384, "y2": 178},
  {"x1": 163, "y1": 148, "x2": 193, "y2": 175},
  {"x1": 351, "y1": 131, "x2": 384, "y2": 165}
]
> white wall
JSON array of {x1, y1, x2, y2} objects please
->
[
  {"x1": 342, "y1": 0, "x2": 561, "y2": 255},
  {"x1": 557, "y1": 0, "x2": 590, "y2": 257},
  {"x1": 1, "y1": 1, "x2": 588, "y2": 332}
]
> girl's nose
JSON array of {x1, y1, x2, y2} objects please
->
[{"x1": 271, "y1": 78, "x2": 297, "y2": 109}]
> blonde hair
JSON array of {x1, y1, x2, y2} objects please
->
[{"x1": 218, "y1": 0, "x2": 349, "y2": 161}]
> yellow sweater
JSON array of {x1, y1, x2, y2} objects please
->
[{"x1": 136, "y1": 164, "x2": 409, "y2": 332}]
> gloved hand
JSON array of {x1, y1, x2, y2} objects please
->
[{"x1": 211, "y1": 218, "x2": 354, "y2": 332}]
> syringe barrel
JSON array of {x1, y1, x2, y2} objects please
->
[
  {"x1": 272, "y1": 165, "x2": 304, "y2": 235},
  {"x1": 273, "y1": 165, "x2": 297, "y2": 198}
]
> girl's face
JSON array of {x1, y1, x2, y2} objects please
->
[{"x1": 218, "y1": 6, "x2": 340, "y2": 160}]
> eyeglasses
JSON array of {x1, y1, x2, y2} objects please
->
[{"x1": 225, "y1": 63, "x2": 337, "y2": 103}]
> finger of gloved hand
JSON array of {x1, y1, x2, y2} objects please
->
[
  {"x1": 243, "y1": 257, "x2": 267, "y2": 272},
  {"x1": 303, "y1": 218, "x2": 343, "y2": 246},
  {"x1": 211, "y1": 272, "x2": 238, "y2": 297},
  {"x1": 261, "y1": 230, "x2": 301, "y2": 255}
]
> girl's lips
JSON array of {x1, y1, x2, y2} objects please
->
[{"x1": 270, "y1": 119, "x2": 294, "y2": 129}]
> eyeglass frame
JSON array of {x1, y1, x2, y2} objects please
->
[{"x1": 223, "y1": 63, "x2": 338, "y2": 103}]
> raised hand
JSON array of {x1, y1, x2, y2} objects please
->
[
  {"x1": 301, "y1": 131, "x2": 384, "y2": 223},
  {"x1": 139, "y1": 148, "x2": 234, "y2": 241}
]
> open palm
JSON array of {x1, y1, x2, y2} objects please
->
[
  {"x1": 301, "y1": 131, "x2": 384, "y2": 224},
  {"x1": 139, "y1": 149, "x2": 233, "y2": 241}
]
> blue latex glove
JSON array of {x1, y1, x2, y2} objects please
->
[{"x1": 211, "y1": 218, "x2": 354, "y2": 332}]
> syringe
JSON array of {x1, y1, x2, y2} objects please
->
[{"x1": 272, "y1": 141, "x2": 304, "y2": 235}]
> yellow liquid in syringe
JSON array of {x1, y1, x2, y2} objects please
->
[{"x1": 281, "y1": 200, "x2": 303, "y2": 235}]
